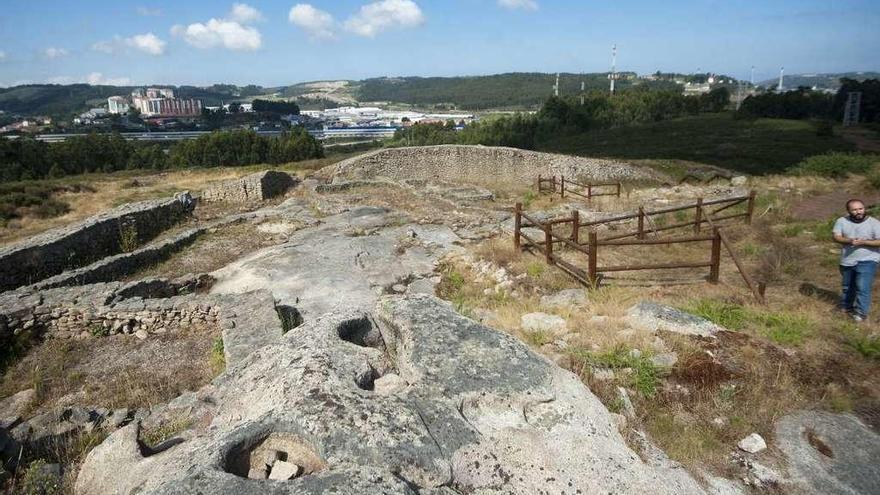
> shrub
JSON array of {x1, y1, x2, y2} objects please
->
[
  {"x1": 792, "y1": 152, "x2": 878, "y2": 178},
  {"x1": 209, "y1": 338, "x2": 225, "y2": 375},
  {"x1": 20, "y1": 459, "x2": 61, "y2": 495}
]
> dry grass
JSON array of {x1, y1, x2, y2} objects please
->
[
  {"x1": 0, "y1": 326, "x2": 220, "y2": 414},
  {"x1": 124, "y1": 221, "x2": 283, "y2": 280},
  {"x1": 0, "y1": 154, "x2": 351, "y2": 246}
]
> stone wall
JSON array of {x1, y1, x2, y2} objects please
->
[
  {"x1": 0, "y1": 193, "x2": 194, "y2": 293},
  {"x1": 0, "y1": 277, "x2": 282, "y2": 366},
  {"x1": 329, "y1": 145, "x2": 661, "y2": 185},
  {"x1": 202, "y1": 171, "x2": 297, "y2": 203}
]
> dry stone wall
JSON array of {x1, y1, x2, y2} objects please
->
[
  {"x1": 0, "y1": 276, "x2": 282, "y2": 365},
  {"x1": 0, "y1": 193, "x2": 194, "y2": 293},
  {"x1": 202, "y1": 171, "x2": 297, "y2": 203},
  {"x1": 329, "y1": 145, "x2": 661, "y2": 185}
]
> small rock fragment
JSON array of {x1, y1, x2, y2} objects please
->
[
  {"x1": 268, "y1": 460, "x2": 302, "y2": 480},
  {"x1": 738, "y1": 433, "x2": 767, "y2": 453}
]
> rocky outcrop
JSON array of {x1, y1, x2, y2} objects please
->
[
  {"x1": 75, "y1": 294, "x2": 705, "y2": 494},
  {"x1": 0, "y1": 193, "x2": 194, "y2": 292},
  {"x1": 775, "y1": 411, "x2": 880, "y2": 494},
  {"x1": 328, "y1": 145, "x2": 660, "y2": 186},
  {"x1": 202, "y1": 171, "x2": 298, "y2": 203}
]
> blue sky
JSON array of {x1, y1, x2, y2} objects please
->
[{"x1": 0, "y1": 0, "x2": 877, "y2": 87}]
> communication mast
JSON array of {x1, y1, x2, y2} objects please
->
[
  {"x1": 777, "y1": 67, "x2": 784, "y2": 92},
  {"x1": 609, "y1": 44, "x2": 617, "y2": 95},
  {"x1": 843, "y1": 92, "x2": 862, "y2": 126},
  {"x1": 554, "y1": 73, "x2": 560, "y2": 97}
]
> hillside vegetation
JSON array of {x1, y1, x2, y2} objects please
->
[{"x1": 539, "y1": 113, "x2": 854, "y2": 174}]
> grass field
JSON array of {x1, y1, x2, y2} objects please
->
[{"x1": 539, "y1": 113, "x2": 855, "y2": 175}]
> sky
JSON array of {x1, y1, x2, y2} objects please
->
[{"x1": 0, "y1": 0, "x2": 878, "y2": 88}]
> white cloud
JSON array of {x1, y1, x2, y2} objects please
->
[
  {"x1": 229, "y1": 3, "x2": 264, "y2": 23},
  {"x1": 289, "y1": 4, "x2": 336, "y2": 41},
  {"x1": 92, "y1": 33, "x2": 166, "y2": 55},
  {"x1": 171, "y1": 16, "x2": 262, "y2": 51},
  {"x1": 344, "y1": 0, "x2": 425, "y2": 38},
  {"x1": 91, "y1": 39, "x2": 119, "y2": 54},
  {"x1": 47, "y1": 73, "x2": 132, "y2": 85},
  {"x1": 44, "y1": 47, "x2": 69, "y2": 59},
  {"x1": 136, "y1": 6, "x2": 162, "y2": 16},
  {"x1": 47, "y1": 75, "x2": 75, "y2": 84},
  {"x1": 86, "y1": 72, "x2": 132, "y2": 86},
  {"x1": 498, "y1": 0, "x2": 538, "y2": 10},
  {"x1": 126, "y1": 33, "x2": 166, "y2": 55},
  {"x1": 0, "y1": 51, "x2": 6, "y2": 61}
]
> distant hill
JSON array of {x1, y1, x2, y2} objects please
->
[
  {"x1": 758, "y1": 72, "x2": 880, "y2": 91},
  {"x1": 350, "y1": 72, "x2": 679, "y2": 110}
]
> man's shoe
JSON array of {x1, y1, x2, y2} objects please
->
[{"x1": 851, "y1": 314, "x2": 865, "y2": 323}]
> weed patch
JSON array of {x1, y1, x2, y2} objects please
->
[
  {"x1": 683, "y1": 299, "x2": 812, "y2": 345},
  {"x1": 210, "y1": 338, "x2": 226, "y2": 375},
  {"x1": 569, "y1": 345, "x2": 661, "y2": 397}
]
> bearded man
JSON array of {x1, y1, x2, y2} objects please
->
[{"x1": 832, "y1": 199, "x2": 880, "y2": 322}]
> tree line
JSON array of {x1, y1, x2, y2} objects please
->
[
  {"x1": 392, "y1": 87, "x2": 731, "y2": 149},
  {"x1": 0, "y1": 128, "x2": 323, "y2": 182},
  {"x1": 737, "y1": 78, "x2": 880, "y2": 122}
]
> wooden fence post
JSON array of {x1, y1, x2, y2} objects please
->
[
  {"x1": 637, "y1": 207, "x2": 645, "y2": 239},
  {"x1": 746, "y1": 190, "x2": 756, "y2": 224},
  {"x1": 709, "y1": 227, "x2": 721, "y2": 283},
  {"x1": 694, "y1": 198, "x2": 703, "y2": 233},
  {"x1": 588, "y1": 231, "x2": 598, "y2": 286},
  {"x1": 561, "y1": 176, "x2": 566, "y2": 198},
  {"x1": 544, "y1": 222, "x2": 554, "y2": 265},
  {"x1": 616, "y1": 182, "x2": 621, "y2": 197},
  {"x1": 587, "y1": 184, "x2": 592, "y2": 200},
  {"x1": 571, "y1": 209, "x2": 579, "y2": 244},
  {"x1": 552, "y1": 176, "x2": 557, "y2": 194},
  {"x1": 536, "y1": 174, "x2": 541, "y2": 193},
  {"x1": 514, "y1": 202, "x2": 522, "y2": 250}
]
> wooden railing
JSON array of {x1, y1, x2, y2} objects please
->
[
  {"x1": 536, "y1": 174, "x2": 621, "y2": 200},
  {"x1": 512, "y1": 190, "x2": 765, "y2": 302}
]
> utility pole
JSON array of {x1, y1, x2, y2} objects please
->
[{"x1": 609, "y1": 44, "x2": 617, "y2": 95}]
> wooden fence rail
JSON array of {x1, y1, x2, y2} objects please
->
[
  {"x1": 536, "y1": 174, "x2": 622, "y2": 200},
  {"x1": 512, "y1": 189, "x2": 765, "y2": 302}
]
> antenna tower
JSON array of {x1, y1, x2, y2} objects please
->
[
  {"x1": 777, "y1": 67, "x2": 784, "y2": 92},
  {"x1": 554, "y1": 73, "x2": 559, "y2": 97},
  {"x1": 609, "y1": 44, "x2": 617, "y2": 95}
]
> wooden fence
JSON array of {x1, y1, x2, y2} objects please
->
[
  {"x1": 513, "y1": 190, "x2": 765, "y2": 302},
  {"x1": 536, "y1": 174, "x2": 621, "y2": 200}
]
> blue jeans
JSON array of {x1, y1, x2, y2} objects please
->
[{"x1": 839, "y1": 261, "x2": 879, "y2": 317}]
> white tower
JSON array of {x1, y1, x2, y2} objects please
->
[
  {"x1": 750, "y1": 66, "x2": 755, "y2": 86},
  {"x1": 609, "y1": 44, "x2": 617, "y2": 95},
  {"x1": 777, "y1": 67, "x2": 784, "y2": 91},
  {"x1": 554, "y1": 73, "x2": 560, "y2": 97},
  {"x1": 580, "y1": 80, "x2": 585, "y2": 105}
]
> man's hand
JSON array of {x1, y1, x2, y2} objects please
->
[{"x1": 852, "y1": 238, "x2": 864, "y2": 246}]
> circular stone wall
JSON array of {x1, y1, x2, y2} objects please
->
[{"x1": 328, "y1": 145, "x2": 661, "y2": 185}]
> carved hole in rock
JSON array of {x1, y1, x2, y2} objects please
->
[
  {"x1": 225, "y1": 432, "x2": 327, "y2": 481},
  {"x1": 337, "y1": 316, "x2": 385, "y2": 350},
  {"x1": 805, "y1": 427, "x2": 834, "y2": 458},
  {"x1": 275, "y1": 305, "x2": 303, "y2": 334}
]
